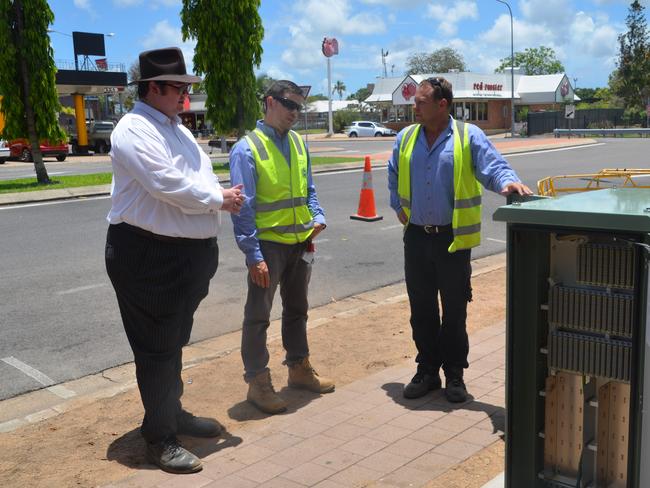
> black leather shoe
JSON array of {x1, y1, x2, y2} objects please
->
[
  {"x1": 146, "y1": 436, "x2": 202, "y2": 474},
  {"x1": 177, "y1": 410, "x2": 223, "y2": 438},
  {"x1": 403, "y1": 372, "x2": 442, "y2": 399},
  {"x1": 445, "y1": 378, "x2": 468, "y2": 403}
]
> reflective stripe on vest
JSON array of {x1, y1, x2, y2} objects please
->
[
  {"x1": 245, "y1": 129, "x2": 314, "y2": 244},
  {"x1": 397, "y1": 120, "x2": 482, "y2": 252}
]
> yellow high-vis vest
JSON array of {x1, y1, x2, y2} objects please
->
[
  {"x1": 397, "y1": 120, "x2": 482, "y2": 252},
  {"x1": 245, "y1": 128, "x2": 314, "y2": 244}
]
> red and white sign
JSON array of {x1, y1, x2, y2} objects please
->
[
  {"x1": 473, "y1": 82, "x2": 503, "y2": 92},
  {"x1": 322, "y1": 38, "x2": 339, "y2": 57},
  {"x1": 401, "y1": 82, "x2": 416, "y2": 100}
]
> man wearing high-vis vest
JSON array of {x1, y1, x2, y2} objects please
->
[
  {"x1": 388, "y1": 77, "x2": 532, "y2": 403},
  {"x1": 230, "y1": 80, "x2": 334, "y2": 414}
]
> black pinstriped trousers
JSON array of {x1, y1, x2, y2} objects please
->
[{"x1": 105, "y1": 223, "x2": 219, "y2": 443}]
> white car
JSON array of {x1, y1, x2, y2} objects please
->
[
  {"x1": 345, "y1": 121, "x2": 396, "y2": 138},
  {"x1": 0, "y1": 140, "x2": 9, "y2": 164}
]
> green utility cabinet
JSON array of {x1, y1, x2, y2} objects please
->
[{"x1": 493, "y1": 188, "x2": 650, "y2": 488}]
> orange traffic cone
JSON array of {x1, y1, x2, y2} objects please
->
[{"x1": 350, "y1": 156, "x2": 383, "y2": 222}]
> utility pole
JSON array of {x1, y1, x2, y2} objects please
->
[
  {"x1": 496, "y1": 0, "x2": 515, "y2": 138},
  {"x1": 381, "y1": 49, "x2": 389, "y2": 78}
]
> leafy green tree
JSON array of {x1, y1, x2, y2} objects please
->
[
  {"x1": 574, "y1": 87, "x2": 597, "y2": 100},
  {"x1": 495, "y1": 46, "x2": 565, "y2": 75},
  {"x1": 406, "y1": 48, "x2": 466, "y2": 75},
  {"x1": 612, "y1": 1, "x2": 650, "y2": 117},
  {"x1": 332, "y1": 80, "x2": 346, "y2": 100},
  {"x1": 347, "y1": 86, "x2": 372, "y2": 102},
  {"x1": 0, "y1": 0, "x2": 65, "y2": 184},
  {"x1": 307, "y1": 93, "x2": 328, "y2": 102},
  {"x1": 255, "y1": 73, "x2": 275, "y2": 100},
  {"x1": 181, "y1": 0, "x2": 263, "y2": 137}
]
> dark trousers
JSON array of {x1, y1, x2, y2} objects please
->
[
  {"x1": 403, "y1": 224, "x2": 472, "y2": 379},
  {"x1": 241, "y1": 240, "x2": 311, "y2": 380},
  {"x1": 105, "y1": 223, "x2": 219, "y2": 443}
]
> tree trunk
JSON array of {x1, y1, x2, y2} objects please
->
[{"x1": 14, "y1": 0, "x2": 50, "y2": 184}]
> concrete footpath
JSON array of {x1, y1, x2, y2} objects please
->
[{"x1": 106, "y1": 323, "x2": 507, "y2": 488}]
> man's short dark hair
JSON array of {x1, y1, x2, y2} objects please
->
[
  {"x1": 137, "y1": 81, "x2": 169, "y2": 99},
  {"x1": 265, "y1": 80, "x2": 304, "y2": 99},
  {"x1": 263, "y1": 80, "x2": 304, "y2": 113},
  {"x1": 423, "y1": 77, "x2": 453, "y2": 109}
]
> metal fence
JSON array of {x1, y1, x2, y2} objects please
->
[{"x1": 527, "y1": 108, "x2": 645, "y2": 136}]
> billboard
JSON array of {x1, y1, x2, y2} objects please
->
[{"x1": 72, "y1": 32, "x2": 106, "y2": 57}]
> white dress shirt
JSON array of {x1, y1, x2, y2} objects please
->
[{"x1": 107, "y1": 101, "x2": 224, "y2": 238}]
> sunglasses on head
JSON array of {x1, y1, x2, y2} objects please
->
[
  {"x1": 272, "y1": 96, "x2": 303, "y2": 112},
  {"x1": 426, "y1": 77, "x2": 443, "y2": 89}
]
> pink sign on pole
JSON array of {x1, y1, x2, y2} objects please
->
[{"x1": 322, "y1": 37, "x2": 339, "y2": 57}]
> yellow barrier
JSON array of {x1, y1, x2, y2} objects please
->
[{"x1": 537, "y1": 169, "x2": 650, "y2": 196}]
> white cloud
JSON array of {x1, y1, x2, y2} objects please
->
[
  {"x1": 113, "y1": 0, "x2": 180, "y2": 8},
  {"x1": 74, "y1": 0, "x2": 95, "y2": 16},
  {"x1": 426, "y1": 1, "x2": 478, "y2": 36},
  {"x1": 141, "y1": 20, "x2": 196, "y2": 73},
  {"x1": 571, "y1": 11, "x2": 619, "y2": 58},
  {"x1": 279, "y1": 0, "x2": 386, "y2": 74}
]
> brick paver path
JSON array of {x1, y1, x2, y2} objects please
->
[{"x1": 105, "y1": 322, "x2": 506, "y2": 488}]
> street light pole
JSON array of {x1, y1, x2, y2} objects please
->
[{"x1": 496, "y1": 0, "x2": 515, "y2": 138}]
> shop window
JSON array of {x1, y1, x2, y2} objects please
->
[{"x1": 452, "y1": 102, "x2": 488, "y2": 122}]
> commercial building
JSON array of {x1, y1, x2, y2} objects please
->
[{"x1": 365, "y1": 71, "x2": 577, "y2": 132}]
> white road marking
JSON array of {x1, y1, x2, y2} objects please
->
[
  {"x1": 507, "y1": 143, "x2": 605, "y2": 157},
  {"x1": 313, "y1": 238, "x2": 330, "y2": 244},
  {"x1": 57, "y1": 283, "x2": 108, "y2": 295},
  {"x1": 380, "y1": 224, "x2": 403, "y2": 231},
  {"x1": 487, "y1": 238, "x2": 506, "y2": 244},
  {"x1": 2, "y1": 356, "x2": 55, "y2": 385},
  {"x1": 1, "y1": 357, "x2": 77, "y2": 399}
]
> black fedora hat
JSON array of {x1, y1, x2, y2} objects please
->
[{"x1": 132, "y1": 47, "x2": 201, "y2": 84}]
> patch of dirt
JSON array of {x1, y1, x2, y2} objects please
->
[{"x1": 0, "y1": 269, "x2": 505, "y2": 488}]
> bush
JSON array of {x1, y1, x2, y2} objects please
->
[
  {"x1": 333, "y1": 110, "x2": 360, "y2": 133},
  {"x1": 515, "y1": 107, "x2": 529, "y2": 123}
]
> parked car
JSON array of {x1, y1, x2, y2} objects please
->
[
  {"x1": 8, "y1": 139, "x2": 68, "y2": 162},
  {"x1": 69, "y1": 120, "x2": 115, "y2": 154},
  {"x1": 0, "y1": 140, "x2": 10, "y2": 164},
  {"x1": 344, "y1": 121, "x2": 396, "y2": 138}
]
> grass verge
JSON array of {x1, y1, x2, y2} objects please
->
[{"x1": 0, "y1": 156, "x2": 365, "y2": 194}]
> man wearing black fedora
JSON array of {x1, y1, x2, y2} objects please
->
[{"x1": 105, "y1": 47, "x2": 244, "y2": 474}]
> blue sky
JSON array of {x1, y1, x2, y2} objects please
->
[{"x1": 48, "y1": 0, "x2": 639, "y2": 97}]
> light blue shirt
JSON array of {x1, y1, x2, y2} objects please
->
[
  {"x1": 387, "y1": 116, "x2": 520, "y2": 226},
  {"x1": 230, "y1": 120, "x2": 326, "y2": 265}
]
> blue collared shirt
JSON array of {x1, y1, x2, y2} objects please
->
[
  {"x1": 230, "y1": 120, "x2": 326, "y2": 265},
  {"x1": 387, "y1": 116, "x2": 521, "y2": 225}
]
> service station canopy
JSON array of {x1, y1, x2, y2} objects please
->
[{"x1": 55, "y1": 69, "x2": 127, "y2": 96}]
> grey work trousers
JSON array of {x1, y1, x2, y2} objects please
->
[{"x1": 241, "y1": 239, "x2": 311, "y2": 380}]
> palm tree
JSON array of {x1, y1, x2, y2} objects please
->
[{"x1": 332, "y1": 80, "x2": 346, "y2": 100}]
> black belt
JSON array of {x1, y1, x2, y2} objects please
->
[
  {"x1": 114, "y1": 223, "x2": 217, "y2": 247},
  {"x1": 411, "y1": 223, "x2": 452, "y2": 234}
]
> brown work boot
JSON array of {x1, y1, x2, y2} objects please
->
[
  {"x1": 246, "y1": 370, "x2": 287, "y2": 414},
  {"x1": 288, "y1": 357, "x2": 335, "y2": 393}
]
